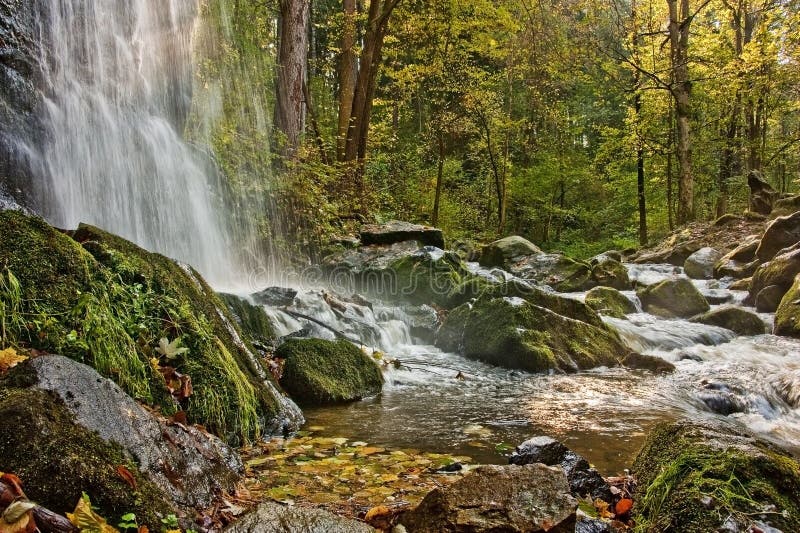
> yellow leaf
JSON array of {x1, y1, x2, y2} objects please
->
[
  {"x1": 67, "y1": 494, "x2": 118, "y2": 533},
  {"x1": 0, "y1": 348, "x2": 27, "y2": 373}
]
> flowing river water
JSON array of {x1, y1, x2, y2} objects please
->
[{"x1": 259, "y1": 263, "x2": 800, "y2": 475}]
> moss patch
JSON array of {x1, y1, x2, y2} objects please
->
[
  {"x1": 219, "y1": 293, "x2": 277, "y2": 346},
  {"x1": 633, "y1": 422, "x2": 800, "y2": 532},
  {"x1": 0, "y1": 388, "x2": 171, "y2": 528},
  {"x1": 585, "y1": 286, "x2": 636, "y2": 319},
  {"x1": 637, "y1": 278, "x2": 710, "y2": 318},
  {"x1": 277, "y1": 339, "x2": 383, "y2": 405},
  {"x1": 775, "y1": 274, "x2": 800, "y2": 338}
]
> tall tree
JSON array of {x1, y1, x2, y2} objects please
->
[
  {"x1": 335, "y1": 0, "x2": 358, "y2": 161},
  {"x1": 274, "y1": 0, "x2": 311, "y2": 160}
]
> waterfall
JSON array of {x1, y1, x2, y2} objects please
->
[{"x1": 24, "y1": 0, "x2": 272, "y2": 287}]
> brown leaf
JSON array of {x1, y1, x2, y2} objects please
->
[
  {"x1": 169, "y1": 411, "x2": 188, "y2": 425},
  {"x1": 116, "y1": 465, "x2": 137, "y2": 491},
  {"x1": 0, "y1": 474, "x2": 26, "y2": 499},
  {"x1": 364, "y1": 505, "x2": 394, "y2": 529},
  {"x1": 137, "y1": 526, "x2": 149, "y2": 533}
]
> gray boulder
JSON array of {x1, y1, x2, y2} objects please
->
[
  {"x1": 691, "y1": 306, "x2": 766, "y2": 336},
  {"x1": 400, "y1": 464, "x2": 577, "y2": 533},
  {"x1": 756, "y1": 285, "x2": 786, "y2": 313},
  {"x1": 508, "y1": 253, "x2": 594, "y2": 292},
  {"x1": 479, "y1": 235, "x2": 542, "y2": 268},
  {"x1": 509, "y1": 436, "x2": 612, "y2": 501},
  {"x1": 360, "y1": 220, "x2": 444, "y2": 249},
  {"x1": 23, "y1": 355, "x2": 242, "y2": 510},
  {"x1": 749, "y1": 244, "x2": 800, "y2": 305},
  {"x1": 756, "y1": 211, "x2": 800, "y2": 262},
  {"x1": 684, "y1": 247, "x2": 722, "y2": 280},
  {"x1": 226, "y1": 502, "x2": 373, "y2": 533},
  {"x1": 590, "y1": 255, "x2": 631, "y2": 290}
]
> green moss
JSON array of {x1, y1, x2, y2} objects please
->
[
  {"x1": 458, "y1": 296, "x2": 627, "y2": 373},
  {"x1": 219, "y1": 293, "x2": 277, "y2": 346},
  {"x1": 637, "y1": 278, "x2": 710, "y2": 318},
  {"x1": 277, "y1": 339, "x2": 384, "y2": 405},
  {"x1": 692, "y1": 306, "x2": 766, "y2": 336},
  {"x1": 0, "y1": 388, "x2": 171, "y2": 528},
  {"x1": 435, "y1": 303, "x2": 473, "y2": 352},
  {"x1": 633, "y1": 422, "x2": 800, "y2": 532},
  {"x1": 775, "y1": 275, "x2": 800, "y2": 338},
  {"x1": 585, "y1": 286, "x2": 636, "y2": 319}
]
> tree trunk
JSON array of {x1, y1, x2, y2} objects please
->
[
  {"x1": 667, "y1": 99, "x2": 675, "y2": 231},
  {"x1": 668, "y1": 0, "x2": 695, "y2": 224},
  {"x1": 717, "y1": 93, "x2": 740, "y2": 218},
  {"x1": 274, "y1": 0, "x2": 310, "y2": 160},
  {"x1": 335, "y1": 0, "x2": 357, "y2": 160},
  {"x1": 632, "y1": 0, "x2": 647, "y2": 245},
  {"x1": 432, "y1": 133, "x2": 445, "y2": 226}
]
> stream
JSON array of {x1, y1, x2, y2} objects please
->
[{"x1": 258, "y1": 263, "x2": 800, "y2": 475}]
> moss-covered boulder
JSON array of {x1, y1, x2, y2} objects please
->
[
  {"x1": 755, "y1": 284, "x2": 785, "y2": 313},
  {"x1": 0, "y1": 210, "x2": 302, "y2": 443},
  {"x1": 219, "y1": 293, "x2": 277, "y2": 347},
  {"x1": 584, "y1": 286, "x2": 636, "y2": 319},
  {"x1": 683, "y1": 247, "x2": 722, "y2": 280},
  {"x1": 479, "y1": 236, "x2": 542, "y2": 269},
  {"x1": 440, "y1": 296, "x2": 629, "y2": 373},
  {"x1": 508, "y1": 253, "x2": 594, "y2": 293},
  {"x1": 756, "y1": 210, "x2": 800, "y2": 262},
  {"x1": 589, "y1": 255, "x2": 631, "y2": 290},
  {"x1": 0, "y1": 388, "x2": 172, "y2": 528},
  {"x1": 749, "y1": 245, "x2": 800, "y2": 305},
  {"x1": 691, "y1": 306, "x2": 766, "y2": 336},
  {"x1": 637, "y1": 278, "x2": 710, "y2": 318},
  {"x1": 775, "y1": 274, "x2": 800, "y2": 338},
  {"x1": 633, "y1": 422, "x2": 800, "y2": 532},
  {"x1": 277, "y1": 339, "x2": 383, "y2": 405},
  {"x1": 713, "y1": 236, "x2": 761, "y2": 279}
]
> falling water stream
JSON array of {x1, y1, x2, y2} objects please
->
[{"x1": 259, "y1": 264, "x2": 800, "y2": 474}]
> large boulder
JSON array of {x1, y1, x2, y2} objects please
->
[
  {"x1": 773, "y1": 194, "x2": 800, "y2": 217},
  {"x1": 683, "y1": 247, "x2": 722, "y2": 280},
  {"x1": 584, "y1": 286, "x2": 636, "y2": 319},
  {"x1": 632, "y1": 422, "x2": 800, "y2": 532},
  {"x1": 755, "y1": 284, "x2": 786, "y2": 313},
  {"x1": 590, "y1": 254, "x2": 631, "y2": 290},
  {"x1": 755, "y1": 211, "x2": 800, "y2": 262},
  {"x1": 0, "y1": 210, "x2": 302, "y2": 443},
  {"x1": 713, "y1": 235, "x2": 761, "y2": 280},
  {"x1": 439, "y1": 296, "x2": 629, "y2": 373},
  {"x1": 0, "y1": 388, "x2": 172, "y2": 528},
  {"x1": 8, "y1": 355, "x2": 243, "y2": 511},
  {"x1": 509, "y1": 436, "x2": 611, "y2": 501},
  {"x1": 690, "y1": 306, "x2": 765, "y2": 336},
  {"x1": 775, "y1": 274, "x2": 800, "y2": 338},
  {"x1": 219, "y1": 293, "x2": 278, "y2": 348},
  {"x1": 637, "y1": 278, "x2": 710, "y2": 318},
  {"x1": 748, "y1": 170, "x2": 778, "y2": 216},
  {"x1": 508, "y1": 253, "x2": 594, "y2": 292},
  {"x1": 360, "y1": 220, "x2": 444, "y2": 249},
  {"x1": 479, "y1": 236, "x2": 542, "y2": 269},
  {"x1": 749, "y1": 244, "x2": 800, "y2": 306},
  {"x1": 276, "y1": 339, "x2": 383, "y2": 405},
  {"x1": 226, "y1": 502, "x2": 373, "y2": 533},
  {"x1": 400, "y1": 464, "x2": 577, "y2": 533}
]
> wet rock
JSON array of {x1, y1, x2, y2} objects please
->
[
  {"x1": 479, "y1": 235, "x2": 542, "y2": 268},
  {"x1": 585, "y1": 286, "x2": 636, "y2": 319},
  {"x1": 590, "y1": 255, "x2": 631, "y2": 290},
  {"x1": 360, "y1": 220, "x2": 444, "y2": 249},
  {"x1": 684, "y1": 247, "x2": 722, "y2": 280},
  {"x1": 637, "y1": 278, "x2": 710, "y2": 318},
  {"x1": 509, "y1": 436, "x2": 612, "y2": 501},
  {"x1": 729, "y1": 278, "x2": 752, "y2": 291},
  {"x1": 756, "y1": 285, "x2": 786, "y2": 313},
  {"x1": 508, "y1": 252, "x2": 595, "y2": 292},
  {"x1": 749, "y1": 244, "x2": 800, "y2": 305},
  {"x1": 755, "y1": 211, "x2": 800, "y2": 262},
  {"x1": 775, "y1": 274, "x2": 800, "y2": 338},
  {"x1": 400, "y1": 464, "x2": 577, "y2": 533},
  {"x1": 691, "y1": 306, "x2": 765, "y2": 337},
  {"x1": 220, "y1": 293, "x2": 277, "y2": 347},
  {"x1": 749, "y1": 170, "x2": 778, "y2": 216},
  {"x1": 696, "y1": 380, "x2": 748, "y2": 415},
  {"x1": 226, "y1": 502, "x2": 373, "y2": 533},
  {"x1": 633, "y1": 422, "x2": 800, "y2": 533},
  {"x1": 19, "y1": 355, "x2": 242, "y2": 510},
  {"x1": 400, "y1": 304, "x2": 440, "y2": 342},
  {"x1": 251, "y1": 286, "x2": 298, "y2": 307},
  {"x1": 442, "y1": 295, "x2": 629, "y2": 373},
  {"x1": 634, "y1": 239, "x2": 703, "y2": 266},
  {"x1": 276, "y1": 338, "x2": 383, "y2": 405},
  {"x1": 0, "y1": 387, "x2": 172, "y2": 528},
  {"x1": 575, "y1": 515, "x2": 617, "y2": 533},
  {"x1": 700, "y1": 289, "x2": 733, "y2": 305},
  {"x1": 622, "y1": 352, "x2": 676, "y2": 373}
]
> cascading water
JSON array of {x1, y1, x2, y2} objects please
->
[{"x1": 23, "y1": 0, "x2": 272, "y2": 286}]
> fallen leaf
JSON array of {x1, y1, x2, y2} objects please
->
[
  {"x1": 116, "y1": 466, "x2": 137, "y2": 491},
  {"x1": 0, "y1": 501, "x2": 36, "y2": 533},
  {"x1": 615, "y1": 498, "x2": 633, "y2": 516},
  {"x1": 364, "y1": 505, "x2": 393, "y2": 529},
  {"x1": 67, "y1": 494, "x2": 118, "y2": 533},
  {"x1": 0, "y1": 348, "x2": 27, "y2": 374},
  {"x1": 594, "y1": 499, "x2": 614, "y2": 519}
]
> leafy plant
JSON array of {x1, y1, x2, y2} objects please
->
[
  {"x1": 117, "y1": 512, "x2": 138, "y2": 532},
  {"x1": 155, "y1": 338, "x2": 189, "y2": 360}
]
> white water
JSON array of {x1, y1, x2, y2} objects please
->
[
  {"x1": 24, "y1": 0, "x2": 268, "y2": 286},
  {"x1": 257, "y1": 264, "x2": 800, "y2": 472}
]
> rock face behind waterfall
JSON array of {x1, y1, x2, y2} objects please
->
[{"x1": 0, "y1": 209, "x2": 302, "y2": 443}]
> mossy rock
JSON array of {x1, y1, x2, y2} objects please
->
[
  {"x1": 0, "y1": 388, "x2": 171, "y2": 528},
  {"x1": 633, "y1": 422, "x2": 800, "y2": 532},
  {"x1": 775, "y1": 274, "x2": 800, "y2": 338},
  {"x1": 590, "y1": 257, "x2": 631, "y2": 290},
  {"x1": 637, "y1": 278, "x2": 710, "y2": 318},
  {"x1": 584, "y1": 286, "x2": 636, "y2": 319},
  {"x1": 445, "y1": 296, "x2": 628, "y2": 373},
  {"x1": 478, "y1": 279, "x2": 605, "y2": 328},
  {"x1": 0, "y1": 212, "x2": 301, "y2": 444},
  {"x1": 508, "y1": 253, "x2": 594, "y2": 293},
  {"x1": 277, "y1": 339, "x2": 383, "y2": 405},
  {"x1": 219, "y1": 293, "x2": 277, "y2": 346},
  {"x1": 749, "y1": 246, "x2": 800, "y2": 302},
  {"x1": 691, "y1": 306, "x2": 766, "y2": 336},
  {"x1": 478, "y1": 236, "x2": 542, "y2": 268},
  {"x1": 435, "y1": 303, "x2": 473, "y2": 353}
]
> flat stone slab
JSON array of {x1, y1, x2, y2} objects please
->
[
  {"x1": 360, "y1": 220, "x2": 444, "y2": 249},
  {"x1": 225, "y1": 502, "x2": 373, "y2": 533}
]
